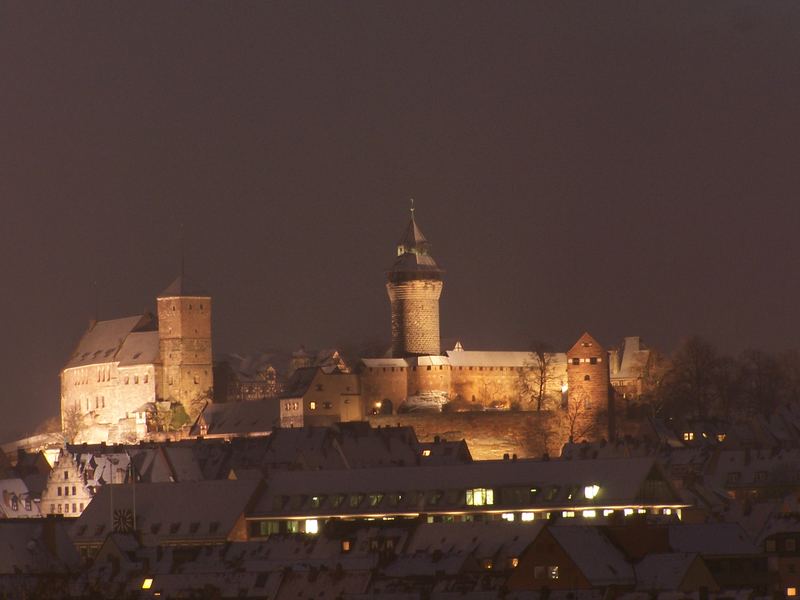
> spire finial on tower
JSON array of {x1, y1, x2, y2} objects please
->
[
  {"x1": 410, "y1": 198, "x2": 415, "y2": 218},
  {"x1": 179, "y1": 222, "x2": 185, "y2": 282}
]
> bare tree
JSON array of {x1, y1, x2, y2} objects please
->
[
  {"x1": 61, "y1": 405, "x2": 86, "y2": 444},
  {"x1": 562, "y1": 387, "x2": 598, "y2": 442},
  {"x1": 516, "y1": 341, "x2": 559, "y2": 411},
  {"x1": 530, "y1": 341, "x2": 559, "y2": 411}
]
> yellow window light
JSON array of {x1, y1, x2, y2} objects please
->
[{"x1": 142, "y1": 578, "x2": 154, "y2": 590}]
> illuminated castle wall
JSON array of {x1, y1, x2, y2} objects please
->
[
  {"x1": 362, "y1": 210, "x2": 612, "y2": 439},
  {"x1": 60, "y1": 277, "x2": 213, "y2": 444}
]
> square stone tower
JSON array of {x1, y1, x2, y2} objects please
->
[
  {"x1": 386, "y1": 207, "x2": 444, "y2": 357},
  {"x1": 566, "y1": 332, "x2": 612, "y2": 441},
  {"x1": 157, "y1": 276, "x2": 213, "y2": 419}
]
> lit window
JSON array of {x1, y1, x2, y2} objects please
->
[
  {"x1": 521, "y1": 512, "x2": 534, "y2": 522},
  {"x1": 309, "y1": 401, "x2": 316, "y2": 410},
  {"x1": 341, "y1": 540, "x2": 351, "y2": 552},
  {"x1": 663, "y1": 508, "x2": 672, "y2": 515},
  {"x1": 624, "y1": 508, "x2": 634, "y2": 516},
  {"x1": 304, "y1": 519, "x2": 319, "y2": 535},
  {"x1": 548, "y1": 566, "x2": 559, "y2": 580},
  {"x1": 422, "y1": 450, "x2": 431, "y2": 457},
  {"x1": 466, "y1": 488, "x2": 494, "y2": 506},
  {"x1": 603, "y1": 509, "x2": 614, "y2": 517},
  {"x1": 717, "y1": 433, "x2": 726, "y2": 442},
  {"x1": 582, "y1": 510, "x2": 596, "y2": 518},
  {"x1": 142, "y1": 578, "x2": 153, "y2": 590},
  {"x1": 509, "y1": 557, "x2": 519, "y2": 568},
  {"x1": 310, "y1": 496, "x2": 322, "y2": 508},
  {"x1": 637, "y1": 509, "x2": 647, "y2": 514},
  {"x1": 584, "y1": 484, "x2": 600, "y2": 499},
  {"x1": 789, "y1": 588, "x2": 797, "y2": 597},
  {"x1": 501, "y1": 513, "x2": 515, "y2": 522},
  {"x1": 683, "y1": 432, "x2": 694, "y2": 441},
  {"x1": 562, "y1": 511, "x2": 575, "y2": 518}
]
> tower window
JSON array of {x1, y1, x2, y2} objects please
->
[
  {"x1": 571, "y1": 358, "x2": 580, "y2": 365},
  {"x1": 584, "y1": 375, "x2": 591, "y2": 381},
  {"x1": 426, "y1": 366, "x2": 431, "y2": 371},
  {"x1": 589, "y1": 357, "x2": 598, "y2": 365}
]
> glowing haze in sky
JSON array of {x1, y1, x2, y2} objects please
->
[{"x1": 1, "y1": 2, "x2": 799, "y2": 437}]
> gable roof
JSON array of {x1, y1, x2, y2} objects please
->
[
  {"x1": 549, "y1": 525, "x2": 634, "y2": 586},
  {"x1": 567, "y1": 332, "x2": 606, "y2": 358},
  {"x1": 116, "y1": 331, "x2": 160, "y2": 366},
  {"x1": 195, "y1": 399, "x2": 280, "y2": 438},
  {"x1": 72, "y1": 479, "x2": 260, "y2": 547},
  {"x1": 634, "y1": 552, "x2": 705, "y2": 591},
  {"x1": 65, "y1": 315, "x2": 155, "y2": 368}
]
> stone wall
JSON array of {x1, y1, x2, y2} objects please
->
[
  {"x1": 367, "y1": 411, "x2": 567, "y2": 460},
  {"x1": 61, "y1": 363, "x2": 156, "y2": 444},
  {"x1": 386, "y1": 279, "x2": 442, "y2": 357}
]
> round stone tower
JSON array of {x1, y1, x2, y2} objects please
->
[{"x1": 386, "y1": 206, "x2": 444, "y2": 357}]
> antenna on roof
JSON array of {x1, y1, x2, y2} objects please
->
[{"x1": 410, "y1": 198, "x2": 415, "y2": 218}]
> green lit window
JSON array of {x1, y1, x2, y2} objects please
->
[{"x1": 466, "y1": 488, "x2": 494, "y2": 506}]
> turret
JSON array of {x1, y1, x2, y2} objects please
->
[{"x1": 386, "y1": 205, "x2": 444, "y2": 357}]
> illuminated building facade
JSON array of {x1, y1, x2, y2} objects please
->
[
  {"x1": 245, "y1": 456, "x2": 687, "y2": 537},
  {"x1": 60, "y1": 277, "x2": 213, "y2": 444}
]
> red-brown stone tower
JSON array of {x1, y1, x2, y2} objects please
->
[
  {"x1": 386, "y1": 205, "x2": 444, "y2": 358},
  {"x1": 565, "y1": 332, "x2": 612, "y2": 441}
]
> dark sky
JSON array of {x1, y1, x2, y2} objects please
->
[{"x1": 2, "y1": 1, "x2": 800, "y2": 439}]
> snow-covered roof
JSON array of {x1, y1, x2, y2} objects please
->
[
  {"x1": 196, "y1": 399, "x2": 280, "y2": 438},
  {"x1": 550, "y1": 525, "x2": 635, "y2": 586},
  {"x1": 446, "y1": 350, "x2": 567, "y2": 369},
  {"x1": 634, "y1": 552, "x2": 700, "y2": 591},
  {"x1": 71, "y1": 479, "x2": 260, "y2": 547},
  {"x1": 668, "y1": 523, "x2": 758, "y2": 555},
  {"x1": 361, "y1": 358, "x2": 410, "y2": 368},
  {"x1": 250, "y1": 457, "x2": 681, "y2": 518},
  {"x1": 0, "y1": 478, "x2": 40, "y2": 518},
  {"x1": 65, "y1": 315, "x2": 154, "y2": 368},
  {"x1": 116, "y1": 331, "x2": 160, "y2": 366}
]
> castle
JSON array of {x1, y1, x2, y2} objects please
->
[
  {"x1": 60, "y1": 277, "x2": 213, "y2": 444},
  {"x1": 355, "y1": 208, "x2": 614, "y2": 439},
  {"x1": 60, "y1": 209, "x2": 657, "y2": 445}
]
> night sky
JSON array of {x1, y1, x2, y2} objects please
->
[{"x1": 2, "y1": 1, "x2": 800, "y2": 439}]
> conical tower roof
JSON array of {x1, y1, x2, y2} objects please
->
[{"x1": 388, "y1": 205, "x2": 443, "y2": 278}]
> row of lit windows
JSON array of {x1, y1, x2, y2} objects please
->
[
  {"x1": 308, "y1": 401, "x2": 332, "y2": 410},
  {"x1": 367, "y1": 365, "x2": 544, "y2": 373},
  {"x1": 50, "y1": 502, "x2": 84, "y2": 514},
  {"x1": 250, "y1": 506, "x2": 679, "y2": 539},
  {"x1": 570, "y1": 357, "x2": 601, "y2": 365},
  {"x1": 273, "y1": 485, "x2": 602, "y2": 511}
]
